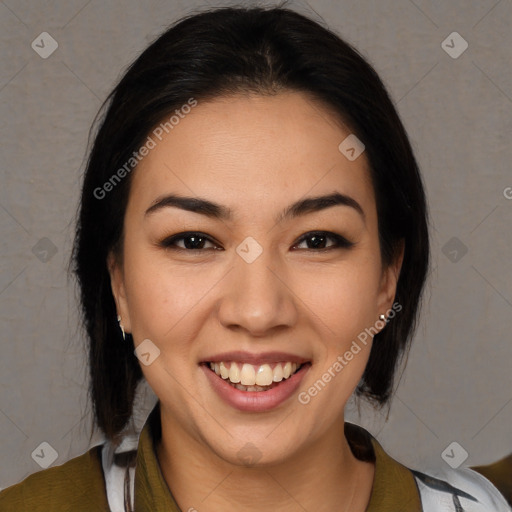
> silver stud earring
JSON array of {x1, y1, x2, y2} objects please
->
[
  {"x1": 117, "y1": 315, "x2": 126, "y2": 341},
  {"x1": 379, "y1": 314, "x2": 386, "y2": 322}
]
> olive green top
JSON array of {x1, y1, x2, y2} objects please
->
[{"x1": 0, "y1": 404, "x2": 422, "y2": 511}]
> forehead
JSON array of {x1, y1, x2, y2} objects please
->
[{"x1": 128, "y1": 91, "x2": 375, "y2": 221}]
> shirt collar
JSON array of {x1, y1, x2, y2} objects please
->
[{"x1": 134, "y1": 403, "x2": 421, "y2": 512}]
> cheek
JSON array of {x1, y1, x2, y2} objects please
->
[
  {"x1": 293, "y1": 258, "x2": 382, "y2": 339},
  {"x1": 122, "y1": 246, "x2": 231, "y2": 361},
  {"x1": 122, "y1": 251, "x2": 207, "y2": 395},
  {"x1": 293, "y1": 256, "x2": 381, "y2": 403},
  {"x1": 122, "y1": 249, "x2": 199, "y2": 341}
]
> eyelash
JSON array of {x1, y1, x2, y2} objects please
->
[{"x1": 159, "y1": 231, "x2": 355, "y2": 252}]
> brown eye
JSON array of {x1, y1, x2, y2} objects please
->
[
  {"x1": 293, "y1": 231, "x2": 355, "y2": 251},
  {"x1": 160, "y1": 232, "x2": 220, "y2": 250}
]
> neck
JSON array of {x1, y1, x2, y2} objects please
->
[{"x1": 155, "y1": 410, "x2": 374, "y2": 512}]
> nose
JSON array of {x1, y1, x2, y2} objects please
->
[{"x1": 217, "y1": 245, "x2": 298, "y2": 337}]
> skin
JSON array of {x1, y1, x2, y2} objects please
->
[{"x1": 109, "y1": 91, "x2": 404, "y2": 512}]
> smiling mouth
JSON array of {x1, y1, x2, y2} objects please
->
[{"x1": 205, "y1": 361, "x2": 305, "y2": 392}]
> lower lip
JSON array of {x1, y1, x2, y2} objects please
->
[{"x1": 200, "y1": 363, "x2": 310, "y2": 412}]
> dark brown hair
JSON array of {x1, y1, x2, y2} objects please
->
[{"x1": 72, "y1": 5, "x2": 430, "y2": 441}]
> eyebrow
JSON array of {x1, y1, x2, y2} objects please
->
[{"x1": 145, "y1": 191, "x2": 365, "y2": 224}]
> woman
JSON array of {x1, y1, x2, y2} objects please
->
[{"x1": 0, "y1": 5, "x2": 509, "y2": 512}]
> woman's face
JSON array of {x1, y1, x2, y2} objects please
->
[{"x1": 110, "y1": 91, "x2": 402, "y2": 465}]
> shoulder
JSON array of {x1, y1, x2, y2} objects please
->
[
  {"x1": 0, "y1": 445, "x2": 110, "y2": 512},
  {"x1": 412, "y1": 465, "x2": 512, "y2": 512},
  {"x1": 345, "y1": 422, "x2": 511, "y2": 512}
]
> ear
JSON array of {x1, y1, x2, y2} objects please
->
[
  {"x1": 107, "y1": 251, "x2": 132, "y2": 333},
  {"x1": 376, "y1": 239, "x2": 404, "y2": 317}
]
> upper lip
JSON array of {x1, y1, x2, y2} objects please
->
[{"x1": 200, "y1": 351, "x2": 310, "y2": 366}]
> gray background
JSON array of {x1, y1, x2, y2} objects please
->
[{"x1": 0, "y1": 0, "x2": 511, "y2": 490}]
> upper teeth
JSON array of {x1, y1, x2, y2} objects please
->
[{"x1": 209, "y1": 362, "x2": 299, "y2": 386}]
